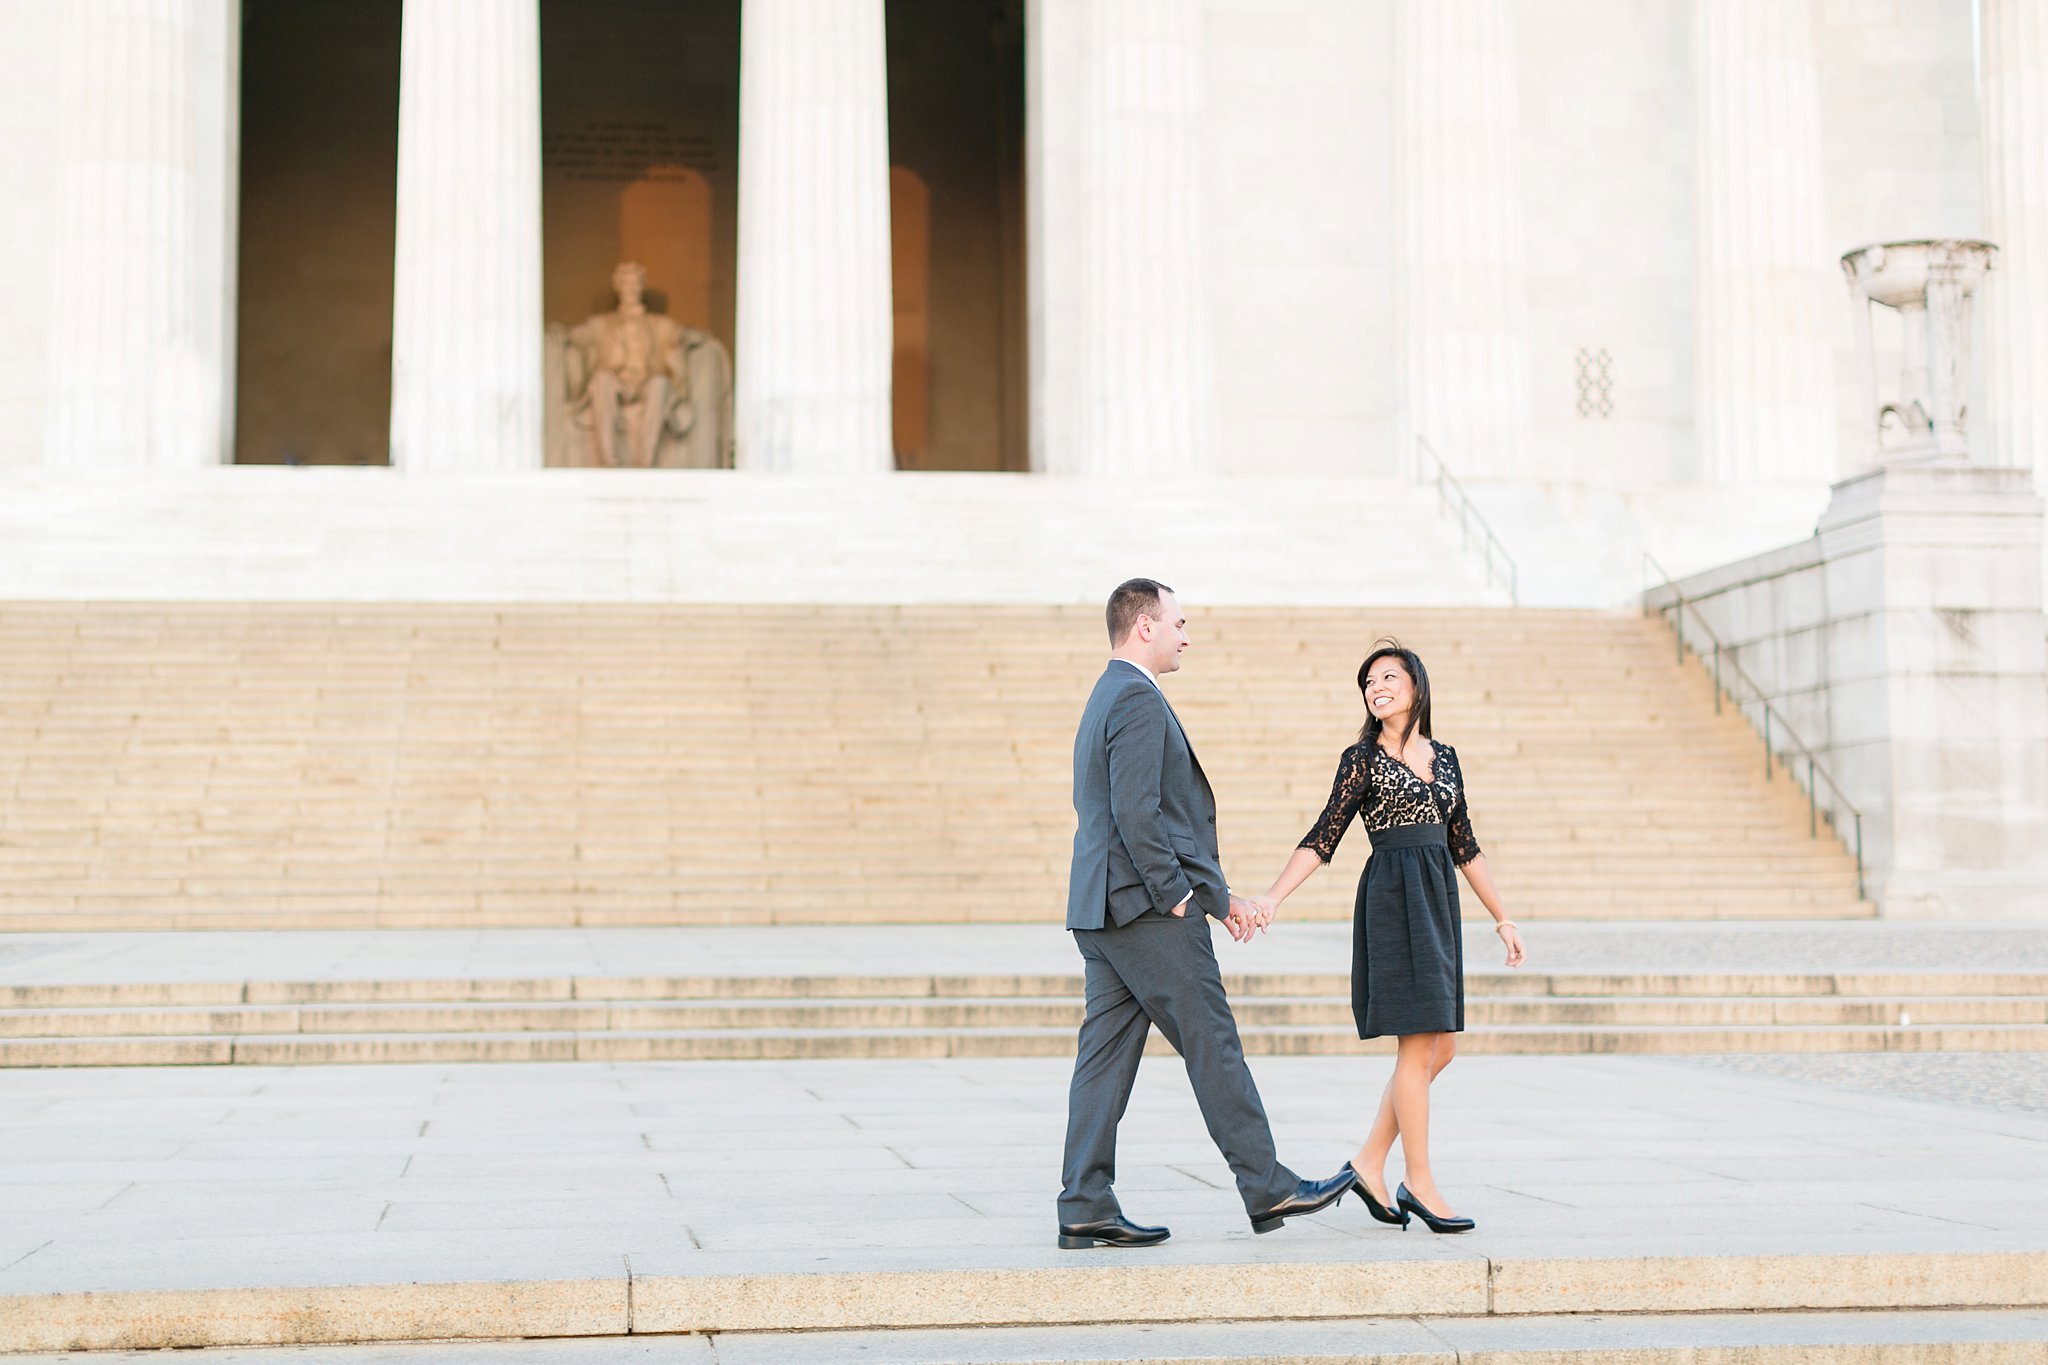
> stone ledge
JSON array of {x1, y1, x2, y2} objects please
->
[
  {"x1": 0, "y1": 1276, "x2": 628, "y2": 1353},
  {"x1": 1488, "y1": 1250, "x2": 2048, "y2": 1314},
  {"x1": 633, "y1": 1259, "x2": 1485, "y2": 1334},
  {"x1": 701, "y1": 1309, "x2": 2048, "y2": 1365},
  {"x1": 5, "y1": 1252, "x2": 2047, "y2": 1353},
  {"x1": 0, "y1": 470, "x2": 1508, "y2": 608},
  {"x1": 13, "y1": 1017, "x2": 2048, "y2": 1067}
]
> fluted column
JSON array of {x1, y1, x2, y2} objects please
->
[
  {"x1": 1692, "y1": 0, "x2": 1836, "y2": 483},
  {"x1": 388, "y1": 0, "x2": 543, "y2": 472},
  {"x1": 734, "y1": 0, "x2": 893, "y2": 473},
  {"x1": 43, "y1": 0, "x2": 237, "y2": 469},
  {"x1": 1048, "y1": 0, "x2": 1214, "y2": 477},
  {"x1": 1394, "y1": 0, "x2": 1529, "y2": 481},
  {"x1": 1982, "y1": 0, "x2": 2048, "y2": 480}
]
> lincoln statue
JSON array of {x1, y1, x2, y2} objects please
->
[{"x1": 548, "y1": 261, "x2": 732, "y2": 469}]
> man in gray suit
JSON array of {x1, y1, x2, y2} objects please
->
[{"x1": 1056, "y1": 578, "x2": 1352, "y2": 1249}]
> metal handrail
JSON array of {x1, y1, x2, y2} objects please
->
[
  {"x1": 1641, "y1": 552, "x2": 1866, "y2": 899},
  {"x1": 1415, "y1": 437, "x2": 1519, "y2": 605}
]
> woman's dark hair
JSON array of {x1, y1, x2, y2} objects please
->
[{"x1": 1357, "y1": 638, "x2": 1432, "y2": 749}]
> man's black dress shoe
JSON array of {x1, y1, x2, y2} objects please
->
[
  {"x1": 1396, "y1": 1182, "x2": 1475, "y2": 1234},
  {"x1": 1057, "y1": 1216, "x2": 1171, "y2": 1249},
  {"x1": 1248, "y1": 1169, "x2": 1354, "y2": 1234}
]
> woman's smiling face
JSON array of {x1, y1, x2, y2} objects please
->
[{"x1": 1364, "y1": 658, "x2": 1414, "y2": 726}]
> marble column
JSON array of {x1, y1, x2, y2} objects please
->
[
  {"x1": 1048, "y1": 0, "x2": 1214, "y2": 477},
  {"x1": 734, "y1": 0, "x2": 894, "y2": 473},
  {"x1": 43, "y1": 0, "x2": 238, "y2": 470},
  {"x1": 1691, "y1": 0, "x2": 1836, "y2": 483},
  {"x1": 1394, "y1": 0, "x2": 1529, "y2": 481},
  {"x1": 1981, "y1": 0, "x2": 2048, "y2": 481},
  {"x1": 388, "y1": 0, "x2": 544, "y2": 473}
]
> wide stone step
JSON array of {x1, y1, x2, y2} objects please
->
[
  {"x1": 32, "y1": 1311, "x2": 2037, "y2": 1365},
  {"x1": 3, "y1": 1250, "x2": 2045, "y2": 1354},
  {"x1": 13, "y1": 967, "x2": 2039, "y2": 1009},
  {"x1": 0, "y1": 867, "x2": 1868, "y2": 891},
  {"x1": 0, "y1": 900, "x2": 1882, "y2": 933},
  {"x1": 0, "y1": 603, "x2": 1872, "y2": 930},
  {"x1": 5, "y1": 991, "x2": 2046, "y2": 1040},
  {"x1": 672, "y1": 1310, "x2": 2048, "y2": 1365},
  {"x1": 10, "y1": 1019, "x2": 2048, "y2": 1066}
]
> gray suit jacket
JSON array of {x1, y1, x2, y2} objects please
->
[{"x1": 1066, "y1": 661, "x2": 1229, "y2": 931}]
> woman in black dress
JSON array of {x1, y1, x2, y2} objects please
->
[{"x1": 1248, "y1": 640, "x2": 1524, "y2": 1233}]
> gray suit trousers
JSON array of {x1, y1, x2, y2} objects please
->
[{"x1": 1057, "y1": 910, "x2": 1300, "y2": 1222}]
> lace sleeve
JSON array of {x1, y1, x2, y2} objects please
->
[
  {"x1": 1442, "y1": 745, "x2": 1482, "y2": 866},
  {"x1": 1299, "y1": 746, "x2": 1372, "y2": 863}
]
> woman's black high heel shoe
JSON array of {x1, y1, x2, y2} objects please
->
[
  {"x1": 1396, "y1": 1182, "x2": 1475, "y2": 1234},
  {"x1": 1341, "y1": 1161, "x2": 1409, "y2": 1227}
]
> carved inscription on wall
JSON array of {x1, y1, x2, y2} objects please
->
[{"x1": 543, "y1": 122, "x2": 721, "y2": 182}]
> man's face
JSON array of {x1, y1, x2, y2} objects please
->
[
  {"x1": 1138, "y1": 591, "x2": 1190, "y2": 675},
  {"x1": 614, "y1": 266, "x2": 645, "y2": 306}
]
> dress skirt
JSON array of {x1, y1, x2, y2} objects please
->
[{"x1": 1352, "y1": 824, "x2": 1465, "y2": 1040}]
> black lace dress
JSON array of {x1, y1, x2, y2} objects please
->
[{"x1": 1299, "y1": 738, "x2": 1482, "y2": 1039}]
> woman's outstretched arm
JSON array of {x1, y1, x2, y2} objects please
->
[
  {"x1": 1456, "y1": 854, "x2": 1524, "y2": 967},
  {"x1": 1443, "y1": 745, "x2": 1523, "y2": 967},
  {"x1": 1251, "y1": 846, "x2": 1327, "y2": 928}
]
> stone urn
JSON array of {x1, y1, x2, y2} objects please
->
[{"x1": 1840, "y1": 239, "x2": 1998, "y2": 461}]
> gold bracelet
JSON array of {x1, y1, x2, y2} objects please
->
[{"x1": 1493, "y1": 920, "x2": 1517, "y2": 932}]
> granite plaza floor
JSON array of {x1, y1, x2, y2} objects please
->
[
  {"x1": 4, "y1": 1051, "x2": 2048, "y2": 1352},
  {"x1": 8, "y1": 919, "x2": 2048, "y2": 987},
  {"x1": 4, "y1": 923, "x2": 2048, "y2": 1359}
]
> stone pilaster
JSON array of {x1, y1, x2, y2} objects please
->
[
  {"x1": 733, "y1": 0, "x2": 894, "y2": 473},
  {"x1": 43, "y1": 0, "x2": 237, "y2": 469},
  {"x1": 1691, "y1": 0, "x2": 1835, "y2": 483},
  {"x1": 1043, "y1": 0, "x2": 1214, "y2": 477},
  {"x1": 388, "y1": 0, "x2": 544, "y2": 472},
  {"x1": 1981, "y1": 0, "x2": 2048, "y2": 483},
  {"x1": 1393, "y1": 0, "x2": 1528, "y2": 481}
]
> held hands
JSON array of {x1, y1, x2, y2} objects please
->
[
  {"x1": 1224, "y1": 893, "x2": 1278, "y2": 944},
  {"x1": 1223, "y1": 894, "x2": 1258, "y2": 943}
]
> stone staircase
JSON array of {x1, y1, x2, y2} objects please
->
[
  {"x1": 9, "y1": 965, "x2": 2041, "y2": 1066},
  {"x1": 0, "y1": 602, "x2": 1868, "y2": 931}
]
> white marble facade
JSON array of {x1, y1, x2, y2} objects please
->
[{"x1": 0, "y1": 0, "x2": 2026, "y2": 500}]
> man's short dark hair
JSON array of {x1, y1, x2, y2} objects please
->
[{"x1": 1106, "y1": 577, "x2": 1173, "y2": 645}]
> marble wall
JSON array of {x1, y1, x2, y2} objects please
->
[
  {"x1": 1516, "y1": 0, "x2": 1693, "y2": 490},
  {"x1": 1203, "y1": 0, "x2": 1393, "y2": 478},
  {"x1": 1658, "y1": 463, "x2": 2048, "y2": 919},
  {"x1": 1173, "y1": 0, "x2": 1984, "y2": 488}
]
